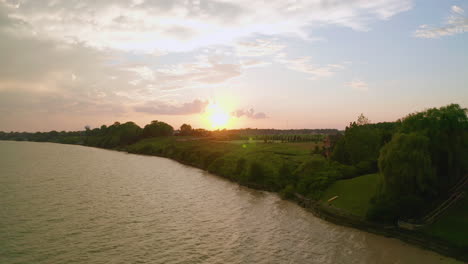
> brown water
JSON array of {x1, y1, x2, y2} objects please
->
[{"x1": 0, "y1": 141, "x2": 461, "y2": 264}]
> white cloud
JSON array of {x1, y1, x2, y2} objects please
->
[
  {"x1": 0, "y1": 0, "x2": 413, "y2": 52},
  {"x1": 154, "y1": 55, "x2": 241, "y2": 89},
  {"x1": 414, "y1": 6, "x2": 468, "y2": 38},
  {"x1": 235, "y1": 39, "x2": 285, "y2": 57},
  {"x1": 126, "y1": 66, "x2": 155, "y2": 82},
  {"x1": 240, "y1": 59, "x2": 271, "y2": 68},
  {"x1": 346, "y1": 79, "x2": 369, "y2": 91},
  {"x1": 232, "y1": 108, "x2": 268, "y2": 119},
  {"x1": 277, "y1": 56, "x2": 345, "y2": 80},
  {"x1": 452, "y1": 5, "x2": 464, "y2": 15}
]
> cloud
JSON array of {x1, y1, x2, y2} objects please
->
[
  {"x1": 346, "y1": 79, "x2": 369, "y2": 91},
  {"x1": 414, "y1": 6, "x2": 468, "y2": 38},
  {"x1": 232, "y1": 108, "x2": 268, "y2": 119},
  {"x1": 452, "y1": 5, "x2": 464, "y2": 15},
  {"x1": 235, "y1": 39, "x2": 285, "y2": 57},
  {"x1": 0, "y1": 7, "x2": 242, "y2": 126},
  {"x1": 134, "y1": 99, "x2": 209, "y2": 115},
  {"x1": 152, "y1": 55, "x2": 241, "y2": 89},
  {"x1": 0, "y1": 0, "x2": 413, "y2": 52},
  {"x1": 240, "y1": 59, "x2": 271, "y2": 68},
  {"x1": 277, "y1": 56, "x2": 346, "y2": 80}
]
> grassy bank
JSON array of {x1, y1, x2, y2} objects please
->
[
  {"x1": 320, "y1": 173, "x2": 380, "y2": 218},
  {"x1": 126, "y1": 137, "x2": 320, "y2": 192}
]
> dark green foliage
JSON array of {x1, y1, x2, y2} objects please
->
[
  {"x1": 84, "y1": 121, "x2": 143, "y2": 148},
  {"x1": 179, "y1": 124, "x2": 193, "y2": 136},
  {"x1": 368, "y1": 133, "x2": 436, "y2": 222},
  {"x1": 332, "y1": 122, "x2": 383, "y2": 165},
  {"x1": 207, "y1": 157, "x2": 225, "y2": 174},
  {"x1": 247, "y1": 161, "x2": 266, "y2": 184},
  {"x1": 142, "y1": 120, "x2": 173, "y2": 138},
  {"x1": 295, "y1": 155, "x2": 343, "y2": 199},
  {"x1": 399, "y1": 104, "x2": 468, "y2": 190},
  {"x1": 235, "y1": 158, "x2": 247, "y2": 176},
  {"x1": 280, "y1": 184, "x2": 295, "y2": 199},
  {"x1": 367, "y1": 194, "x2": 425, "y2": 223},
  {"x1": 331, "y1": 118, "x2": 398, "y2": 170},
  {"x1": 379, "y1": 132, "x2": 436, "y2": 198},
  {"x1": 277, "y1": 163, "x2": 296, "y2": 188},
  {"x1": 369, "y1": 104, "x2": 468, "y2": 221},
  {"x1": 0, "y1": 130, "x2": 85, "y2": 144}
]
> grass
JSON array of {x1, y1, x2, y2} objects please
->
[
  {"x1": 320, "y1": 173, "x2": 380, "y2": 217},
  {"x1": 126, "y1": 137, "x2": 319, "y2": 190},
  {"x1": 422, "y1": 190, "x2": 468, "y2": 248}
]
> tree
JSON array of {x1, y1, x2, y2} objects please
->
[
  {"x1": 142, "y1": 120, "x2": 173, "y2": 138},
  {"x1": 368, "y1": 132, "x2": 436, "y2": 221},
  {"x1": 179, "y1": 123, "x2": 193, "y2": 136},
  {"x1": 331, "y1": 123, "x2": 382, "y2": 166},
  {"x1": 357, "y1": 113, "x2": 370, "y2": 126},
  {"x1": 368, "y1": 104, "x2": 468, "y2": 221},
  {"x1": 379, "y1": 132, "x2": 436, "y2": 199},
  {"x1": 398, "y1": 104, "x2": 468, "y2": 190}
]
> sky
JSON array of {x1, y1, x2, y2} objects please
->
[{"x1": 0, "y1": 0, "x2": 467, "y2": 132}]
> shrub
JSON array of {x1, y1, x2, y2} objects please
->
[
  {"x1": 280, "y1": 184, "x2": 295, "y2": 199},
  {"x1": 248, "y1": 161, "x2": 265, "y2": 185}
]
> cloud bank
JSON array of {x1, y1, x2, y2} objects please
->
[{"x1": 1, "y1": 0, "x2": 413, "y2": 52}]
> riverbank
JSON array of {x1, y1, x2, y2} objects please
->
[
  {"x1": 4, "y1": 140, "x2": 461, "y2": 264},
  {"x1": 2, "y1": 138, "x2": 467, "y2": 261},
  {"x1": 293, "y1": 194, "x2": 467, "y2": 262},
  {"x1": 122, "y1": 137, "x2": 467, "y2": 262}
]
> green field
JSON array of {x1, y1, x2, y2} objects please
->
[
  {"x1": 321, "y1": 173, "x2": 380, "y2": 217},
  {"x1": 423, "y1": 191, "x2": 468, "y2": 248},
  {"x1": 125, "y1": 136, "x2": 358, "y2": 203}
]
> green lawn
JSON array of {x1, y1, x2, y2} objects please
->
[
  {"x1": 422, "y1": 191, "x2": 468, "y2": 248},
  {"x1": 321, "y1": 173, "x2": 380, "y2": 217}
]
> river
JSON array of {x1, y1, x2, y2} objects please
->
[{"x1": 0, "y1": 141, "x2": 460, "y2": 264}]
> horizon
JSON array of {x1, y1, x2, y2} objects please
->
[{"x1": 1, "y1": 0, "x2": 467, "y2": 132}]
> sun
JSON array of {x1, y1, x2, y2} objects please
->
[{"x1": 206, "y1": 103, "x2": 230, "y2": 129}]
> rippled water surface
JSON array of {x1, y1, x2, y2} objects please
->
[{"x1": 0, "y1": 141, "x2": 461, "y2": 264}]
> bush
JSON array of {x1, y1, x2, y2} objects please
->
[
  {"x1": 248, "y1": 161, "x2": 265, "y2": 184},
  {"x1": 367, "y1": 194, "x2": 425, "y2": 222},
  {"x1": 280, "y1": 184, "x2": 295, "y2": 199},
  {"x1": 277, "y1": 163, "x2": 295, "y2": 188},
  {"x1": 235, "y1": 158, "x2": 247, "y2": 176},
  {"x1": 355, "y1": 160, "x2": 378, "y2": 175}
]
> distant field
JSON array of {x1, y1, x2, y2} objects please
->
[
  {"x1": 423, "y1": 189, "x2": 468, "y2": 247},
  {"x1": 320, "y1": 173, "x2": 380, "y2": 217}
]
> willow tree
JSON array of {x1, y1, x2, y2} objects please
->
[{"x1": 379, "y1": 132, "x2": 436, "y2": 199}]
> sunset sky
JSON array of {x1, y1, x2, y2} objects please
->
[{"x1": 1, "y1": 0, "x2": 467, "y2": 131}]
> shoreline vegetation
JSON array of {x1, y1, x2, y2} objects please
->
[{"x1": 1, "y1": 104, "x2": 467, "y2": 261}]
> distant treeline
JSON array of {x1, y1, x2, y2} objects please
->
[{"x1": 0, "y1": 122, "x2": 338, "y2": 145}]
